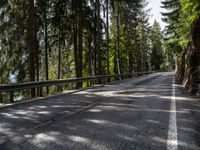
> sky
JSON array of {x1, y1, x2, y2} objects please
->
[{"x1": 147, "y1": 0, "x2": 166, "y2": 29}]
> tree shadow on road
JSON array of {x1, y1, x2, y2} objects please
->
[{"x1": 0, "y1": 74, "x2": 200, "y2": 150}]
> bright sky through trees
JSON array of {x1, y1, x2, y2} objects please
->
[{"x1": 148, "y1": 0, "x2": 166, "y2": 29}]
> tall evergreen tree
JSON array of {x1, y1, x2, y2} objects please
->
[
  {"x1": 0, "y1": 0, "x2": 167, "y2": 102},
  {"x1": 161, "y1": 0, "x2": 182, "y2": 54},
  {"x1": 150, "y1": 21, "x2": 164, "y2": 70}
]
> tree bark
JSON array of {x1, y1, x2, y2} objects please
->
[
  {"x1": 44, "y1": 0, "x2": 49, "y2": 94},
  {"x1": 94, "y1": 1, "x2": 97, "y2": 76},
  {"x1": 57, "y1": 27, "x2": 61, "y2": 91},
  {"x1": 106, "y1": 0, "x2": 110, "y2": 76},
  {"x1": 36, "y1": 32, "x2": 40, "y2": 96},
  {"x1": 72, "y1": 0, "x2": 83, "y2": 88},
  {"x1": 77, "y1": 0, "x2": 83, "y2": 87},
  {"x1": 27, "y1": 0, "x2": 37, "y2": 97},
  {"x1": 87, "y1": 32, "x2": 92, "y2": 86},
  {"x1": 72, "y1": 0, "x2": 78, "y2": 81},
  {"x1": 96, "y1": 0, "x2": 101, "y2": 77},
  {"x1": 116, "y1": 0, "x2": 122, "y2": 76}
]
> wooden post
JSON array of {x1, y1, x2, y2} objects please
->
[{"x1": 10, "y1": 91, "x2": 14, "y2": 103}]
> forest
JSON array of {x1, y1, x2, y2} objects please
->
[{"x1": 0, "y1": 0, "x2": 199, "y2": 102}]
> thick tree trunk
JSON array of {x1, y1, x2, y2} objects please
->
[
  {"x1": 57, "y1": 27, "x2": 61, "y2": 91},
  {"x1": 116, "y1": 0, "x2": 122, "y2": 76},
  {"x1": 85, "y1": 31, "x2": 92, "y2": 86},
  {"x1": 114, "y1": 41, "x2": 118, "y2": 76},
  {"x1": 97, "y1": 0, "x2": 101, "y2": 75},
  {"x1": 126, "y1": 28, "x2": 130, "y2": 74},
  {"x1": 44, "y1": 0, "x2": 49, "y2": 94},
  {"x1": 87, "y1": 32, "x2": 92, "y2": 86},
  {"x1": 27, "y1": 0, "x2": 37, "y2": 97},
  {"x1": 72, "y1": 0, "x2": 83, "y2": 88},
  {"x1": 106, "y1": 0, "x2": 110, "y2": 76},
  {"x1": 127, "y1": 47, "x2": 130, "y2": 74},
  {"x1": 77, "y1": 0, "x2": 83, "y2": 87},
  {"x1": 36, "y1": 34, "x2": 40, "y2": 96},
  {"x1": 96, "y1": 0, "x2": 101, "y2": 83},
  {"x1": 94, "y1": 0, "x2": 101, "y2": 77},
  {"x1": 94, "y1": 9, "x2": 97, "y2": 76},
  {"x1": 72, "y1": 0, "x2": 78, "y2": 81}
]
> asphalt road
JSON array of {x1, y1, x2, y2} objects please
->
[{"x1": 0, "y1": 72, "x2": 199, "y2": 150}]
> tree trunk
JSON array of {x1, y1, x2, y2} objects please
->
[
  {"x1": 72, "y1": 0, "x2": 78, "y2": 80},
  {"x1": 97, "y1": 0, "x2": 101, "y2": 76},
  {"x1": 36, "y1": 33, "x2": 40, "y2": 96},
  {"x1": 126, "y1": 28, "x2": 130, "y2": 74},
  {"x1": 94, "y1": 1, "x2": 97, "y2": 76},
  {"x1": 27, "y1": 0, "x2": 37, "y2": 97},
  {"x1": 106, "y1": 0, "x2": 110, "y2": 76},
  {"x1": 57, "y1": 27, "x2": 61, "y2": 92},
  {"x1": 116, "y1": 0, "x2": 121, "y2": 76},
  {"x1": 72, "y1": 0, "x2": 83, "y2": 88},
  {"x1": 87, "y1": 32, "x2": 92, "y2": 86},
  {"x1": 44, "y1": 0, "x2": 49, "y2": 94},
  {"x1": 114, "y1": 41, "x2": 118, "y2": 76},
  {"x1": 77, "y1": 0, "x2": 83, "y2": 87},
  {"x1": 127, "y1": 46, "x2": 130, "y2": 74}
]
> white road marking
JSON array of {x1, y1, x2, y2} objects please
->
[{"x1": 167, "y1": 74, "x2": 178, "y2": 150}]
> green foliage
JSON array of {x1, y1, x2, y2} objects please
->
[
  {"x1": 0, "y1": 0, "x2": 166, "y2": 101},
  {"x1": 162, "y1": 0, "x2": 200, "y2": 54},
  {"x1": 150, "y1": 21, "x2": 164, "y2": 70},
  {"x1": 179, "y1": 0, "x2": 200, "y2": 23},
  {"x1": 178, "y1": 0, "x2": 200, "y2": 47}
]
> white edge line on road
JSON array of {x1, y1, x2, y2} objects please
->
[{"x1": 167, "y1": 74, "x2": 178, "y2": 150}]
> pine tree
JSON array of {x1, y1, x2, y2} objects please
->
[
  {"x1": 0, "y1": 0, "x2": 165, "y2": 102},
  {"x1": 150, "y1": 21, "x2": 164, "y2": 70},
  {"x1": 161, "y1": 0, "x2": 182, "y2": 54}
]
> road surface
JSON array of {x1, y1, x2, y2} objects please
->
[{"x1": 0, "y1": 72, "x2": 200, "y2": 150}]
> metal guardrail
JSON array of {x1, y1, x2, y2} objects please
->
[{"x1": 0, "y1": 71, "x2": 155, "y2": 102}]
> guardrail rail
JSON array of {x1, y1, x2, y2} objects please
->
[{"x1": 0, "y1": 71, "x2": 155, "y2": 103}]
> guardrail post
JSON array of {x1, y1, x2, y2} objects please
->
[
  {"x1": 46, "y1": 87, "x2": 49, "y2": 95},
  {"x1": 98, "y1": 78, "x2": 102, "y2": 84},
  {"x1": 10, "y1": 90, "x2": 14, "y2": 103},
  {"x1": 37, "y1": 87, "x2": 40, "y2": 97},
  {"x1": 76, "y1": 81, "x2": 82, "y2": 89},
  {"x1": 57, "y1": 85, "x2": 63, "y2": 92},
  {"x1": 107, "y1": 76, "x2": 111, "y2": 82},
  {"x1": 40, "y1": 87, "x2": 43, "y2": 97},
  {"x1": 86, "y1": 81, "x2": 88, "y2": 87},
  {"x1": 0, "y1": 92, "x2": 3, "y2": 103},
  {"x1": 131, "y1": 73, "x2": 134, "y2": 78}
]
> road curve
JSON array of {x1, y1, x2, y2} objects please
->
[{"x1": 0, "y1": 72, "x2": 200, "y2": 150}]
